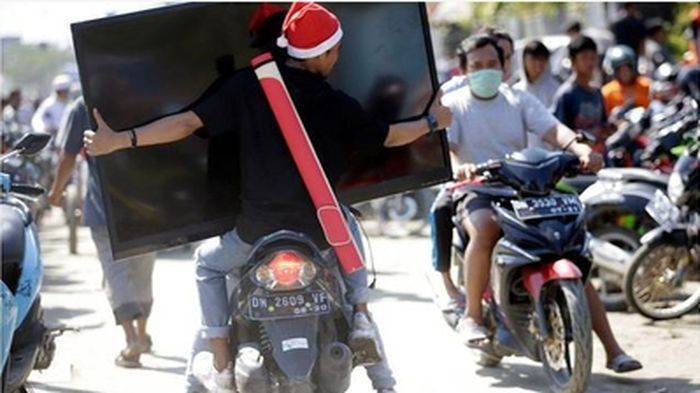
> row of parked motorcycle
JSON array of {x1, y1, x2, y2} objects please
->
[{"x1": 578, "y1": 91, "x2": 699, "y2": 321}]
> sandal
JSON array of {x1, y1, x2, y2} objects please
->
[
  {"x1": 456, "y1": 317, "x2": 489, "y2": 348},
  {"x1": 115, "y1": 348, "x2": 141, "y2": 368},
  {"x1": 606, "y1": 353, "x2": 642, "y2": 373},
  {"x1": 445, "y1": 294, "x2": 466, "y2": 314}
]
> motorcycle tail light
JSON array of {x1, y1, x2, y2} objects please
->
[{"x1": 255, "y1": 251, "x2": 317, "y2": 291}]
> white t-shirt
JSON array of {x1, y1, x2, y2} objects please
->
[
  {"x1": 442, "y1": 83, "x2": 558, "y2": 164},
  {"x1": 31, "y1": 95, "x2": 68, "y2": 135}
]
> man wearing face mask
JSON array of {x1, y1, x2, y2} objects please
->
[
  {"x1": 440, "y1": 33, "x2": 603, "y2": 345},
  {"x1": 428, "y1": 28, "x2": 516, "y2": 305}
]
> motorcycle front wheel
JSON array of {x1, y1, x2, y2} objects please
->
[
  {"x1": 624, "y1": 240, "x2": 700, "y2": 321},
  {"x1": 539, "y1": 280, "x2": 592, "y2": 393}
]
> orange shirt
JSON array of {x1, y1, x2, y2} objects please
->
[{"x1": 601, "y1": 77, "x2": 651, "y2": 115}]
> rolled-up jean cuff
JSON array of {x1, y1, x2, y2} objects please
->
[
  {"x1": 345, "y1": 269, "x2": 370, "y2": 305},
  {"x1": 113, "y1": 302, "x2": 145, "y2": 325},
  {"x1": 200, "y1": 326, "x2": 230, "y2": 339}
]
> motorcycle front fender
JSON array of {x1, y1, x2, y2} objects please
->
[
  {"x1": 640, "y1": 225, "x2": 689, "y2": 246},
  {"x1": 262, "y1": 317, "x2": 319, "y2": 380},
  {"x1": 522, "y1": 259, "x2": 582, "y2": 302},
  {"x1": 581, "y1": 182, "x2": 659, "y2": 216},
  {"x1": 1, "y1": 282, "x2": 18, "y2": 370},
  {"x1": 15, "y1": 225, "x2": 43, "y2": 327}
]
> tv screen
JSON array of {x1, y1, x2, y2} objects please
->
[{"x1": 72, "y1": 2, "x2": 450, "y2": 259}]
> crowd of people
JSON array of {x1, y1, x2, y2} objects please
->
[
  {"x1": 430, "y1": 1, "x2": 700, "y2": 381},
  {"x1": 2, "y1": 2, "x2": 699, "y2": 393}
]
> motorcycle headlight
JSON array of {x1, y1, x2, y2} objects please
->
[
  {"x1": 668, "y1": 172, "x2": 685, "y2": 205},
  {"x1": 254, "y1": 250, "x2": 317, "y2": 292}
]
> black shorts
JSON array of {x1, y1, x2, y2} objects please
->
[{"x1": 455, "y1": 191, "x2": 495, "y2": 225}]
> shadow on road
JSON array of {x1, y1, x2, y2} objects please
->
[
  {"x1": 476, "y1": 361, "x2": 700, "y2": 393},
  {"x1": 369, "y1": 287, "x2": 432, "y2": 303},
  {"x1": 28, "y1": 382, "x2": 100, "y2": 393}
]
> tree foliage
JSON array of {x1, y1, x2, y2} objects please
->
[{"x1": 1, "y1": 42, "x2": 74, "y2": 97}]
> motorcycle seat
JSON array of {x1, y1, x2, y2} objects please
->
[
  {"x1": 1, "y1": 204, "x2": 26, "y2": 293},
  {"x1": 597, "y1": 168, "x2": 669, "y2": 187}
]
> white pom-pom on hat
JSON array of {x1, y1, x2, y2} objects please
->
[{"x1": 277, "y1": 35, "x2": 289, "y2": 48}]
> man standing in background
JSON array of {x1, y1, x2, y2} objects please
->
[{"x1": 31, "y1": 74, "x2": 72, "y2": 140}]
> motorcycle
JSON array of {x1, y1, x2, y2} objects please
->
[
  {"x1": 451, "y1": 148, "x2": 593, "y2": 393},
  {"x1": 623, "y1": 130, "x2": 700, "y2": 320},
  {"x1": 353, "y1": 187, "x2": 436, "y2": 238},
  {"x1": 1, "y1": 132, "x2": 66, "y2": 393},
  {"x1": 229, "y1": 225, "x2": 363, "y2": 393},
  {"x1": 582, "y1": 94, "x2": 699, "y2": 309}
]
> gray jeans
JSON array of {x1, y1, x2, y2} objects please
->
[{"x1": 90, "y1": 226, "x2": 156, "y2": 324}]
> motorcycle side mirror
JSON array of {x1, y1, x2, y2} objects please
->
[{"x1": 12, "y1": 132, "x2": 51, "y2": 156}]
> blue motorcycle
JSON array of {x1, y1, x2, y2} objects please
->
[{"x1": 1, "y1": 132, "x2": 65, "y2": 392}]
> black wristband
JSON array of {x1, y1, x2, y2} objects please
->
[
  {"x1": 562, "y1": 134, "x2": 580, "y2": 152},
  {"x1": 129, "y1": 128, "x2": 138, "y2": 148}
]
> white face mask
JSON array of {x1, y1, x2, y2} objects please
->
[{"x1": 468, "y1": 69, "x2": 503, "y2": 99}]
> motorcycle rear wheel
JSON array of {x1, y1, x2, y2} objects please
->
[
  {"x1": 539, "y1": 280, "x2": 592, "y2": 393},
  {"x1": 624, "y1": 241, "x2": 700, "y2": 321}
]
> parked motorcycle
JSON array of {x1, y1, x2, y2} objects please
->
[
  {"x1": 623, "y1": 131, "x2": 700, "y2": 320},
  {"x1": 451, "y1": 148, "x2": 593, "y2": 393},
  {"x1": 230, "y1": 227, "x2": 361, "y2": 393},
  {"x1": 353, "y1": 187, "x2": 436, "y2": 238},
  {"x1": 584, "y1": 93, "x2": 699, "y2": 309},
  {"x1": 1, "y1": 132, "x2": 65, "y2": 393}
]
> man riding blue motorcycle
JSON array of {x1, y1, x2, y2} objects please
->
[{"x1": 441, "y1": 33, "x2": 643, "y2": 376}]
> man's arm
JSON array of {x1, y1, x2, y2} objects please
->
[
  {"x1": 83, "y1": 109, "x2": 203, "y2": 156},
  {"x1": 384, "y1": 93, "x2": 452, "y2": 147},
  {"x1": 542, "y1": 123, "x2": 603, "y2": 171},
  {"x1": 47, "y1": 152, "x2": 77, "y2": 206}
]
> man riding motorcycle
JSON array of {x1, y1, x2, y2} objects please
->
[
  {"x1": 446, "y1": 33, "x2": 642, "y2": 374},
  {"x1": 83, "y1": 3, "x2": 452, "y2": 392},
  {"x1": 602, "y1": 45, "x2": 652, "y2": 116}
]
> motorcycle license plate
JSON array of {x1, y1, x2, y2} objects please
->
[
  {"x1": 247, "y1": 291, "x2": 331, "y2": 321},
  {"x1": 511, "y1": 195, "x2": 582, "y2": 220}
]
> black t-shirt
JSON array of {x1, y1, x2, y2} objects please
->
[
  {"x1": 193, "y1": 63, "x2": 389, "y2": 247},
  {"x1": 611, "y1": 14, "x2": 646, "y2": 56}
]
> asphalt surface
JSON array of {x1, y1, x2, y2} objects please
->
[{"x1": 24, "y1": 210, "x2": 700, "y2": 393}]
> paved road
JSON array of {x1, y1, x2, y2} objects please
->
[{"x1": 26, "y1": 210, "x2": 700, "y2": 393}]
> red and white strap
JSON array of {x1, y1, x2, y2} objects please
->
[{"x1": 251, "y1": 53, "x2": 364, "y2": 274}]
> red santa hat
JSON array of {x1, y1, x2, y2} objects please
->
[
  {"x1": 276, "y1": 2, "x2": 343, "y2": 59},
  {"x1": 248, "y1": 3, "x2": 284, "y2": 33}
]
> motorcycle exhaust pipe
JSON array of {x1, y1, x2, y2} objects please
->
[
  {"x1": 317, "y1": 342, "x2": 352, "y2": 393},
  {"x1": 589, "y1": 237, "x2": 631, "y2": 276},
  {"x1": 235, "y1": 344, "x2": 270, "y2": 393}
]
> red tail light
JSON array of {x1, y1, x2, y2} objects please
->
[{"x1": 255, "y1": 250, "x2": 317, "y2": 291}]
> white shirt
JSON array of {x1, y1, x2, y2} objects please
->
[
  {"x1": 442, "y1": 83, "x2": 558, "y2": 164},
  {"x1": 31, "y1": 95, "x2": 68, "y2": 135},
  {"x1": 513, "y1": 71, "x2": 561, "y2": 150}
]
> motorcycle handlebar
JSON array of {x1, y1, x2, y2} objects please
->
[
  {"x1": 474, "y1": 160, "x2": 502, "y2": 176},
  {"x1": 10, "y1": 184, "x2": 45, "y2": 197}
]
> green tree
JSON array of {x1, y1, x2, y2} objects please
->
[{"x1": 1, "y1": 41, "x2": 74, "y2": 98}]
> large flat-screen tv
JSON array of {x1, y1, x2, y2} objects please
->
[{"x1": 72, "y1": 2, "x2": 450, "y2": 259}]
